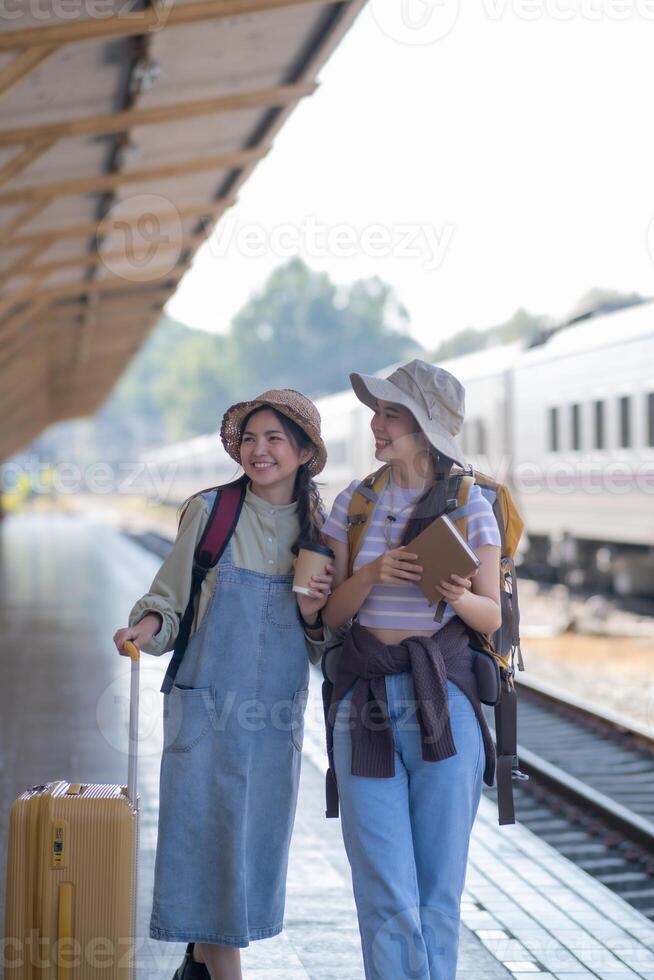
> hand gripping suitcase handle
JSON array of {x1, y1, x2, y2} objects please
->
[{"x1": 122, "y1": 641, "x2": 140, "y2": 809}]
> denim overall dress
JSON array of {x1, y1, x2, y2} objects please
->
[{"x1": 149, "y1": 532, "x2": 310, "y2": 947}]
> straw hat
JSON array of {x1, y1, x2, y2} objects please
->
[
  {"x1": 349, "y1": 359, "x2": 467, "y2": 468},
  {"x1": 220, "y1": 389, "x2": 327, "y2": 476}
]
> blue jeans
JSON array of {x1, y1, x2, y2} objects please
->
[{"x1": 332, "y1": 671, "x2": 484, "y2": 980}]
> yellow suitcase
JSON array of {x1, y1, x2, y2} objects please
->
[{"x1": 4, "y1": 643, "x2": 141, "y2": 979}]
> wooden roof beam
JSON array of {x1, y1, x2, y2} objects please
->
[
  {"x1": 0, "y1": 46, "x2": 57, "y2": 97},
  {"x1": 0, "y1": 271, "x2": 181, "y2": 322},
  {"x1": 0, "y1": 82, "x2": 317, "y2": 147},
  {"x1": 51, "y1": 290, "x2": 170, "y2": 314},
  {"x1": 0, "y1": 291, "x2": 162, "y2": 373},
  {"x1": 17, "y1": 268, "x2": 185, "y2": 307},
  {"x1": 0, "y1": 0, "x2": 326, "y2": 51},
  {"x1": 0, "y1": 199, "x2": 52, "y2": 244},
  {"x1": 3, "y1": 198, "x2": 236, "y2": 249},
  {"x1": 0, "y1": 230, "x2": 206, "y2": 284},
  {"x1": 0, "y1": 138, "x2": 57, "y2": 188},
  {"x1": 0, "y1": 296, "x2": 49, "y2": 342},
  {"x1": 0, "y1": 269, "x2": 50, "y2": 313},
  {"x1": 0, "y1": 147, "x2": 266, "y2": 205},
  {"x1": 1, "y1": 241, "x2": 49, "y2": 282},
  {"x1": 47, "y1": 310, "x2": 159, "y2": 327},
  {"x1": 46, "y1": 312, "x2": 162, "y2": 330}
]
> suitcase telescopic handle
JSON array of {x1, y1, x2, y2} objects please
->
[{"x1": 122, "y1": 641, "x2": 140, "y2": 809}]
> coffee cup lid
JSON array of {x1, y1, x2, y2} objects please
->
[{"x1": 298, "y1": 541, "x2": 335, "y2": 559}]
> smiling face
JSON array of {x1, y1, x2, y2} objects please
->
[
  {"x1": 370, "y1": 399, "x2": 430, "y2": 468},
  {"x1": 239, "y1": 407, "x2": 313, "y2": 498}
]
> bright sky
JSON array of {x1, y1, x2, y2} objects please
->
[{"x1": 166, "y1": 1, "x2": 654, "y2": 349}]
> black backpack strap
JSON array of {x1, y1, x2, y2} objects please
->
[
  {"x1": 505, "y1": 555, "x2": 524, "y2": 671},
  {"x1": 494, "y1": 681, "x2": 517, "y2": 824},
  {"x1": 430, "y1": 475, "x2": 469, "y2": 623},
  {"x1": 160, "y1": 479, "x2": 247, "y2": 695},
  {"x1": 320, "y1": 640, "x2": 345, "y2": 818},
  {"x1": 322, "y1": 673, "x2": 339, "y2": 818},
  {"x1": 494, "y1": 677, "x2": 530, "y2": 825}
]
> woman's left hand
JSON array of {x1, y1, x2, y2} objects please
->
[
  {"x1": 296, "y1": 561, "x2": 335, "y2": 621},
  {"x1": 438, "y1": 569, "x2": 478, "y2": 606}
]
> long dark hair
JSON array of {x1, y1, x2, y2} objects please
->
[
  {"x1": 240, "y1": 405, "x2": 325, "y2": 554},
  {"x1": 399, "y1": 448, "x2": 457, "y2": 546}
]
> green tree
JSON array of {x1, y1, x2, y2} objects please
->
[
  {"x1": 428, "y1": 289, "x2": 648, "y2": 364},
  {"x1": 429, "y1": 308, "x2": 550, "y2": 362},
  {"x1": 230, "y1": 258, "x2": 420, "y2": 396}
]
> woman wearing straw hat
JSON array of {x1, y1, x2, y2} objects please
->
[
  {"x1": 321, "y1": 360, "x2": 502, "y2": 980},
  {"x1": 113, "y1": 390, "x2": 333, "y2": 980}
]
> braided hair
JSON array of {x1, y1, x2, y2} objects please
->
[{"x1": 240, "y1": 406, "x2": 325, "y2": 554}]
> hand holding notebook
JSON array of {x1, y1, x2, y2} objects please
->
[{"x1": 409, "y1": 514, "x2": 481, "y2": 606}]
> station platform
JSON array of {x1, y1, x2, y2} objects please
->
[{"x1": 1, "y1": 511, "x2": 653, "y2": 979}]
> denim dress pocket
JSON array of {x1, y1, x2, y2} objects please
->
[
  {"x1": 163, "y1": 684, "x2": 215, "y2": 753},
  {"x1": 290, "y1": 687, "x2": 309, "y2": 752},
  {"x1": 268, "y1": 589, "x2": 302, "y2": 629}
]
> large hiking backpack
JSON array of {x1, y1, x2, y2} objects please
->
[{"x1": 329, "y1": 462, "x2": 528, "y2": 825}]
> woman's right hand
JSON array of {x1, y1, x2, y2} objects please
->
[
  {"x1": 365, "y1": 547, "x2": 423, "y2": 587},
  {"x1": 113, "y1": 613, "x2": 162, "y2": 656}
]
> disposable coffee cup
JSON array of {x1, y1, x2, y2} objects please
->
[{"x1": 293, "y1": 542, "x2": 335, "y2": 596}]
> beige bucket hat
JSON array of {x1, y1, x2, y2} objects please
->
[
  {"x1": 349, "y1": 359, "x2": 467, "y2": 468},
  {"x1": 220, "y1": 388, "x2": 327, "y2": 476}
]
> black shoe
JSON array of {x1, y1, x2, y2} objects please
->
[{"x1": 172, "y1": 944, "x2": 211, "y2": 980}]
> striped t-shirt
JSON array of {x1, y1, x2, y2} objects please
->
[{"x1": 322, "y1": 477, "x2": 501, "y2": 631}]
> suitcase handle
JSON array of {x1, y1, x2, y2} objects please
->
[
  {"x1": 122, "y1": 641, "x2": 140, "y2": 809},
  {"x1": 57, "y1": 882, "x2": 74, "y2": 980}
]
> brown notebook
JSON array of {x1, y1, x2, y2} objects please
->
[{"x1": 409, "y1": 514, "x2": 481, "y2": 606}]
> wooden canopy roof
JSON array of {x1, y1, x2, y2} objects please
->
[{"x1": 0, "y1": 0, "x2": 364, "y2": 463}]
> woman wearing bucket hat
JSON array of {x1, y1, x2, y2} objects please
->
[
  {"x1": 320, "y1": 360, "x2": 502, "y2": 980},
  {"x1": 113, "y1": 390, "x2": 333, "y2": 980}
]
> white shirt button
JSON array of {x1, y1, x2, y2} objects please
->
[
  {"x1": 268, "y1": 537, "x2": 273, "y2": 543},
  {"x1": 268, "y1": 559, "x2": 274, "y2": 565}
]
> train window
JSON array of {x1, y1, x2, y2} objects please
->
[
  {"x1": 571, "y1": 403, "x2": 581, "y2": 451},
  {"x1": 476, "y1": 419, "x2": 486, "y2": 455},
  {"x1": 648, "y1": 393, "x2": 654, "y2": 448},
  {"x1": 594, "y1": 400, "x2": 605, "y2": 450},
  {"x1": 549, "y1": 407, "x2": 559, "y2": 452},
  {"x1": 619, "y1": 395, "x2": 631, "y2": 448}
]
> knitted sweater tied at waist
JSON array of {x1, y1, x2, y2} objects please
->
[{"x1": 328, "y1": 616, "x2": 495, "y2": 787}]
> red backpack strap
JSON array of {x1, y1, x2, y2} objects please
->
[
  {"x1": 195, "y1": 479, "x2": 247, "y2": 572},
  {"x1": 160, "y1": 478, "x2": 247, "y2": 694}
]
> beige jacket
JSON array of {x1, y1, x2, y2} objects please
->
[{"x1": 128, "y1": 484, "x2": 330, "y2": 665}]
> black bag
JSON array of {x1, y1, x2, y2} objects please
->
[{"x1": 472, "y1": 648, "x2": 501, "y2": 706}]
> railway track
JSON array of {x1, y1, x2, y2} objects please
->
[
  {"x1": 125, "y1": 528, "x2": 654, "y2": 920},
  {"x1": 484, "y1": 674, "x2": 654, "y2": 920}
]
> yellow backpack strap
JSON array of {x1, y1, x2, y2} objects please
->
[
  {"x1": 346, "y1": 465, "x2": 391, "y2": 577},
  {"x1": 493, "y1": 484, "x2": 525, "y2": 558},
  {"x1": 445, "y1": 473, "x2": 475, "y2": 540}
]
